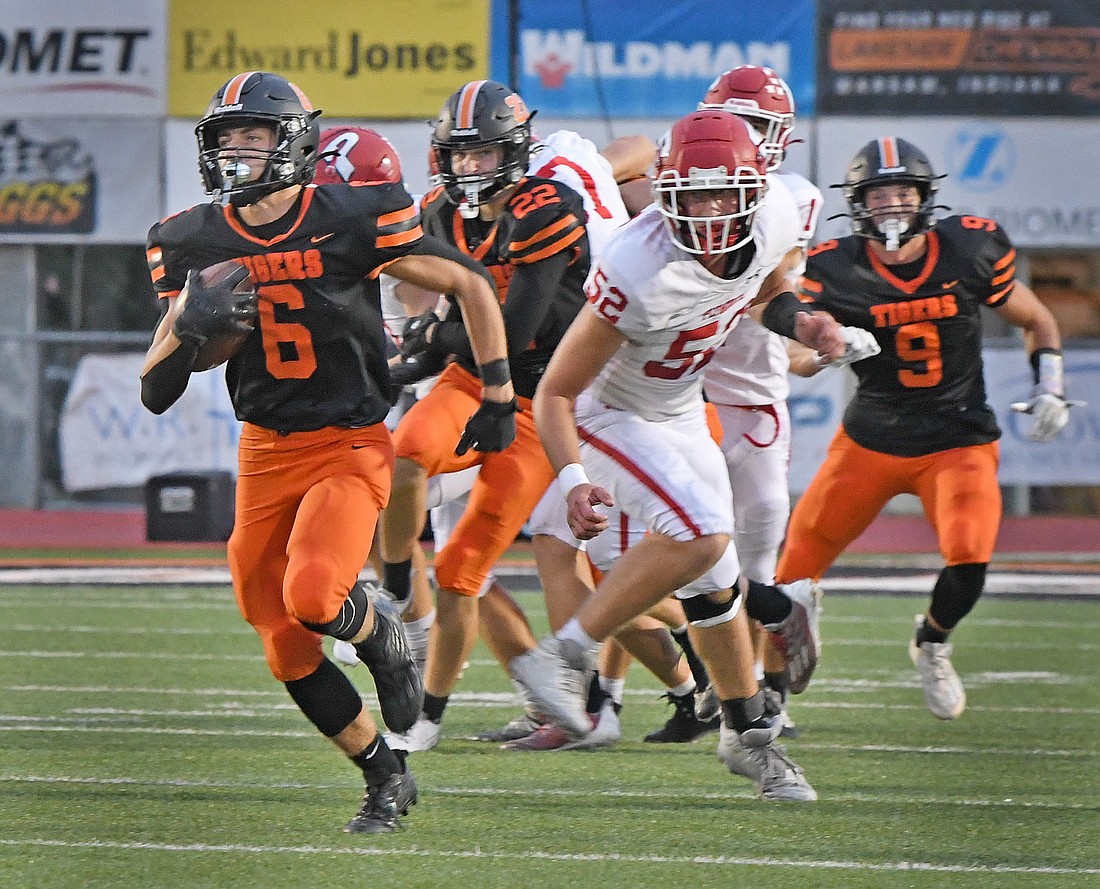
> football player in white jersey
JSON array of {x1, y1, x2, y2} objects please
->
[
  {"x1": 696, "y1": 67, "x2": 879, "y2": 736},
  {"x1": 513, "y1": 110, "x2": 844, "y2": 800}
]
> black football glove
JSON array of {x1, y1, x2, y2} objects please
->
[
  {"x1": 386, "y1": 351, "x2": 447, "y2": 404},
  {"x1": 455, "y1": 398, "x2": 518, "y2": 456},
  {"x1": 400, "y1": 309, "x2": 440, "y2": 357},
  {"x1": 172, "y1": 266, "x2": 258, "y2": 346}
]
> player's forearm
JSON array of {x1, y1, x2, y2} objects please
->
[{"x1": 532, "y1": 387, "x2": 582, "y2": 473}]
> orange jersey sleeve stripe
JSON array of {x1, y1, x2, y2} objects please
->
[
  {"x1": 993, "y1": 248, "x2": 1016, "y2": 270},
  {"x1": 509, "y1": 214, "x2": 576, "y2": 252},
  {"x1": 987, "y1": 284, "x2": 1014, "y2": 304},
  {"x1": 991, "y1": 265, "x2": 1015, "y2": 286},
  {"x1": 376, "y1": 225, "x2": 423, "y2": 249},
  {"x1": 512, "y1": 226, "x2": 585, "y2": 264},
  {"x1": 150, "y1": 266, "x2": 166, "y2": 282},
  {"x1": 377, "y1": 204, "x2": 418, "y2": 228}
]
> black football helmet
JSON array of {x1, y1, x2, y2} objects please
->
[
  {"x1": 196, "y1": 71, "x2": 321, "y2": 206},
  {"x1": 839, "y1": 137, "x2": 944, "y2": 246},
  {"x1": 431, "y1": 80, "x2": 533, "y2": 215}
]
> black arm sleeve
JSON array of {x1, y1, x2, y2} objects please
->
[
  {"x1": 431, "y1": 251, "x2": 571, "y2": 361},
  {"x1": 140, "y1": 341, "x2": 199, "y2": 415},
  {"x1": 405, "y1": 232, "x2": 497, "y2": 290}
]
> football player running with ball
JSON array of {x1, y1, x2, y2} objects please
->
[
  {"x1": 775, "y1": 137, "x2": 1077, "y2": 720},
  {"x1": 139, "y1": 71, "x2": 513, "y2": 834}
]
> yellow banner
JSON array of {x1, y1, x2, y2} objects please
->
[{"x1": 169, "y1": 0, "x2": 490, "y2": 119}]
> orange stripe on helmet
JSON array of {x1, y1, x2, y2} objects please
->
[
  {"x1": 456, "y1": 80, "x2": 487, "y2": 130},
  {"x1": 287, "y1": 80, "x2": 314, "y2": 113},
  {"x1": 222, "y1": 72, "x2": 258, "y2": 105},
  {"x1": 878, "y1": 136, "x2": 899, "y2": 169}
]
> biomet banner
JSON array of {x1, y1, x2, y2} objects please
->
[
  {"x1": 168, "y1": 0, "x2": 491, "y2": 119},
  {"x1": 0, "y1": 0, "x2": 167, "y2": 117}
]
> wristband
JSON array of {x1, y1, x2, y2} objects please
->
[
  {"x1": 760, "y1": 291, "x2": 808, "y2": 339},
  {"x1": 1030, "y1": 348, "x2": 1064, "y2": 395},
  {"x1": 478, "y1": 357, "x2": 512, "y2": 388},
  {"x1": 557, "y1": 462, "x2": 589, "y2": 495}
]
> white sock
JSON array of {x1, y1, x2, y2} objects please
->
[
  {"x1": 669, "y1": 678, "x2": 696, "y2": 698},
  {"x1": 600, "y1": 676, "x2": 626, "y2": 706},
  {"x1": 403, "y1": 609, "x2": 435, "y2": 673},
  {"x1": 557, "y1": 617, "x2": 599, "y2": 654}
]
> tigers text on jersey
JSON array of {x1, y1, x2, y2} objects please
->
[
  {"x1": 584, "y1": 186, "x2": 801, "y2": 423},
  {"x1": 528, "y1": 130, "x2": 630, "y2": 257},
  {"x1": 704, "y1": 171, "x2": 821, "y2": 407},
  {"x1": 420, "y1": 176, "x2": 590, "y2": 399},
  {"x1": 800, "y1": 215, "x2": 1016, "y2": 456},
  {"x1": 147, "y1": 182, "x2": 421, "y2": 432}
]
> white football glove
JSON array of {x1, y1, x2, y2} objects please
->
[
  {"x1": 1010, "y1": 390, "x2": 1084, "y2": 443},
  {"x1": 1010, "y1": 350, "x2": 1084, "y2": 443},
  {"x1": 817, "y1": 326, "x2": 880, "y2": 368}
]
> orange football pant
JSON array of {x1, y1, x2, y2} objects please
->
[
  {"x1": 228, "y1": 422, "x2": 393, "y2": 681},
  {"x1": 393, "y1": 363, "x2": 554, "y2": 597},
  {"x1": 776, "y1": 428, "x2": 1001, "y2": 583}
]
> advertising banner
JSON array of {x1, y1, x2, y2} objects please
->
[
  {"x1": 788, "y1": 350, "x2": 1100, "y2": 491},
  {"x1": 818, "y1": 1, "x2": 1100, "y2": 116},
  {"x1": 0, "y1": 118, "x2": 161, "y2": 243},
  {"x1": 59, "y1": 354, "x2": 240, "y2": 492},
  {"x1": 489, "y1": 0, "x2": 816, "y2": 118},
  {"x1": 168, "y1": 0, "x2": 490, "y2": 119},
  {"x1": 984, "y1": 349, "x2": 1100, "y2": 486},
  {"x1": 813, "y1": 117, "x2": 1100, "y2": 249},
  {"x1": 0, "y1": 0, "x2": 166, "y2": 117}
]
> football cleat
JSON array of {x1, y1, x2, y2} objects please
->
[
  {"x1": 763, "y1": 685, "x2": 800, "y2": 739},
  {"x1": 909, "y1": 614, "x2": 966, "y2": 719},
  {"x1": 509, "y1": 635, "x2": 594, "y2": 737},
  {"x1": 344, "y1": 769, "x2": 418, "y2": 834},
  {"x1": 501, "y1": 700, "x2": 620, "y2": 751},
  {"x1": 716, "y1": 724, "x2": 816, "y2": 801},
  {"x1": 694, "y1": 683, "x2": 720, "y2": 722},
  {"x1": 353, "y1": 592, "x2": 424, "y2": 733},
  {"x1": 385, "y1": 716, "x2": 442, "y2": 753},
  {"x1": 645, "y1": 690, "x2": 720, "y2": 743},
  {"x1": 470, "y1": 711, "x2": 545, "y2": 742},
  {"x1": 765, "y1": 580, "x2": 822, "y2": 694}
]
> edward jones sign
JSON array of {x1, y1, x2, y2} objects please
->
[{"x1": 169, "y1": 0, "x2": 490, "y2": 119}]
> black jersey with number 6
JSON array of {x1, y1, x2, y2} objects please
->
[
  {"x1": 147, "y1": 183, "x2": 422, "y2": 432},
  {"x1": 799, "y1": 215, "x2": 1017, "y2": 457}
]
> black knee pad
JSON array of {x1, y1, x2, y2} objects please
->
[
  {"x1": 298, "y1": 581, "x2": 369, "y2": 641},
  {"x1": 285, "y1": 657, "x2": 363, "y2": 737},
  {"x1": 681, "y1": 591, "x2": 738, "y2": 627}
]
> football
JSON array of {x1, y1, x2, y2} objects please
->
[{"x1": 172, "y1": 259, "x2": 257, "y2": 372}]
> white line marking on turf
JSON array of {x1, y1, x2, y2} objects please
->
[
  {"x1": 1, "y1": 774, "x2": 1092, "y2": 812},
  {"x1": 0, "y1": 722, "x2": 1095, "y2": 757},
  {"x1": 0, "y1": 838, "x2": 1094, "y2": 874}
]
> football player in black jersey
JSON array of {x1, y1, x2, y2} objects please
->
[
  {"x1": 376, "y1": 80, "x2": 591, "y2": 751},
  {"x1": 139, "y1": 71, "x2": 514, "y2": 834},
  {"x1": 776, "y1": 137, "x2": 1075, "y2": 720}
]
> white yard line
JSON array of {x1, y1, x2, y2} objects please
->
[{"x1": 0, "y1": 837, "x2": 1095, "y2": 875}]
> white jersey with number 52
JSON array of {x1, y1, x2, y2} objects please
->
[{"x1": 583, "y1": 184, "x2": 801, "y2": 422}]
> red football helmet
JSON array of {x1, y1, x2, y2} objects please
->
[
  {"x1": 699, "y1": 66, "x2": 795, "y2": 172},
  {"x1": 654, "y1": 111, "x2": 767, "y2": 256},
  {"x1": 314, "y1": 126, "x2": 403, "y2": 185},
  {"x1": 427, "y1": 145, "x2": 443, "y2": 188}
]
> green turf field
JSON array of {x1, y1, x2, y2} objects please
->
[{"x1": 1, "y1": 583, "x2": 1097, "y2": 888}]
